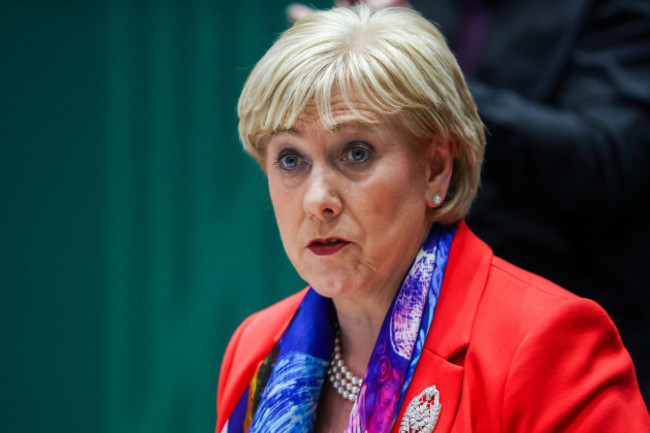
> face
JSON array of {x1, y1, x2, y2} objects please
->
[{"x1": 265, "y1": 99, "x2": 451, "y2": 307}]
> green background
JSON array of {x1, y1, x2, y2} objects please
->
[{"x1": 1, "y1": 0, "x2": 330, "y2": 431}]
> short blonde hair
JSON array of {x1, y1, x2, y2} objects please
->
[{"x1": 238, "y1": 5, "x2": 485, "y2": 223}]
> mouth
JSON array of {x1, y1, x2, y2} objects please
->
[{"x1": 307, "y1": 237, "x2": 350, "y2": 256}]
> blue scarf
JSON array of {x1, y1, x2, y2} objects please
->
[{"x1": 223, "y1": 223, "x2": 456, "y2": 433}]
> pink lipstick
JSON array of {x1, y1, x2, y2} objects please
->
[{"x1": 307, "y1": 238, "x2": 350, "y2": 256}]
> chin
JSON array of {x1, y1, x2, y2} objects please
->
[{"x1": 305, "y1": 274, "x2": 357, "y2": 299}]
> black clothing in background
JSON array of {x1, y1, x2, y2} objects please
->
[{"x1": 412, "y1": 0, "x2": 650, "y2": 400}]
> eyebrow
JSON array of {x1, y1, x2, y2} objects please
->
[
  {"x1": 271, "y1": 127, "x2": 301, "y2": 136},
  {"x1": 331, "y1": 121, "x2": 373, "y2": 131},
  {"x1": 271, "y1": 121, "x2": 373, "y2": 136}
]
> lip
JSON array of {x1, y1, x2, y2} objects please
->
[{"x1": 307, "y1": 237, "x2": 350, "y2": 256}]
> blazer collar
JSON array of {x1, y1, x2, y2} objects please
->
[
  {"x1": 391, "y1": 222, "x2": 492, "y2": 433},
  {"x1": 428, "y1": 221, "x2": 492, "y2": 359}
]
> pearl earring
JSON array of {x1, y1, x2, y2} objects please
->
[{"x1": 432, "y1": 193, "x2": 443, "y2": 207}]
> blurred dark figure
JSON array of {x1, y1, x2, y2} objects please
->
[
  {"x1": 410, "y1": 0, "x2": 650, "y2": 399},
  {"x1": 287, "y1": 0, "x2": 650, "y2": 401}
]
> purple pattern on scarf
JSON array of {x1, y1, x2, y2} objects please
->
[
  {"x1": 344, "y1": 224, "x2": 455, "y2": 432},
  {"x1": 224, "y1": 224, "x2": 456, "y2": 433}
]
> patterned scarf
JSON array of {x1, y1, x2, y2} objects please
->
[{"x1": 222, "y1": 223, "x2": 456, "y2": 433}]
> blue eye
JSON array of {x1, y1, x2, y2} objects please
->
[
  {"x1": 277, "y1": 151, "x2": 302, "y2": 171},
  {"x1": 345, "y1": 142, "x2": 372, "y2": 164},
  {"x1": 350, "y1": 148, "x2": 367, "y2": 161}
]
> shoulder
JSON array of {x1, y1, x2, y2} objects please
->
[
  {"x1": 216, "y1": 289, "x2": 308, "y2": 430},
  {"x1": 477, "y1": 257, "x2": 650, "y2": 430},
  {"x1": 476, "y1": 253, "x2": 617, "y2": 359},
  {"x1": 487, "y1": 255, "x2": 578, "y2": 316},
  {"x1": 444, "y1": 225, "x2": 648, "y2": 429},
  {"x1": 444, "y1": 222, "x2": 585, "y2": 337}
]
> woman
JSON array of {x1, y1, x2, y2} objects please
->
[{"x1": 217, "y1": 5, "x2": 649, "y2": 432}]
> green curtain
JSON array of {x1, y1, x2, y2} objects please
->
[{"x1": 0, "y1": 1, "x2": 330, "y2": 431}]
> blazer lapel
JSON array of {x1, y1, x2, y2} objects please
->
[
  {"x1": 392, "y1": 222, "x2": 492, "y2": 432},
  {"x1": 394, "y1": 350, "x2": 464, "y2": 433}
]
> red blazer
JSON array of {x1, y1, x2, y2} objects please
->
[{"x1": 217, "y1": 222, "x2": 650, "y2": 432}]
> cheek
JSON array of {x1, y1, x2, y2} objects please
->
[
  {"x1": 356, "y1": 172, "x2": 428, "y2": 261},
  {"x1": 268, "y1": 178, "x2": 301, "y2": 251},
  {"x1": 268, "y1": 175, "x2": 294, "y2": 217},
  {"x1": 363, "y1": 173, "x2": 425, "y2": 225}
]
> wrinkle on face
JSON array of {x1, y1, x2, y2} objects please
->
[{"x1": 266, "y1": 96, "x2": 436, "y2": 314}]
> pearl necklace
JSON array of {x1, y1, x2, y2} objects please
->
[{"x1": 327, "y1": 330, "x2": 363, "y2": 402}]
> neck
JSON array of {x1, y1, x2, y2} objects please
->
[
  {"x1": 332, "y1": 294, "x2": 392, "y2": 377},
  {"x1": 331, "y1": 221, "x2": 435, "y2": 377}
]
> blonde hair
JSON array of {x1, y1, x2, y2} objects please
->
[{"x1": 238, "y1": 5, "x2": 485, "y2": 222}]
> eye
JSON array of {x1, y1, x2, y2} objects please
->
[
  {"x1": 343, "y1": 142, "x2": 373, "y2": 164},
  {"x1": 275, "y1": 149, "x2": 304, "y2": 171}
]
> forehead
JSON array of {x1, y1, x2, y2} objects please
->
[{"x1": 285, "y1": 94, "x2": 388, "y2": 133}]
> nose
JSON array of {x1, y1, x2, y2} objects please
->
[{"x1": 303, "y1": 166, "x2": 342, "y2": 220}]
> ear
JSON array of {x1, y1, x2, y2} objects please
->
[{"x1": 424, "y1": 136, "x2": 453, "y2": 208}]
